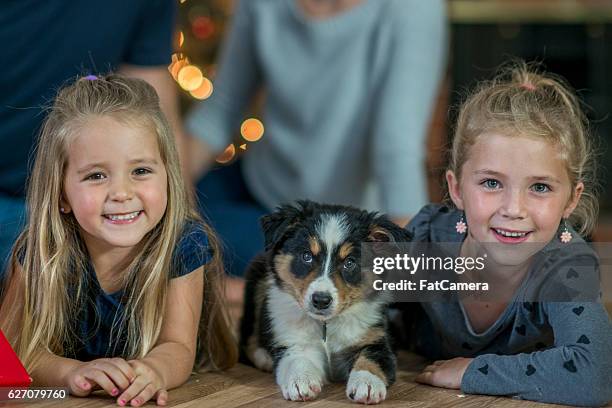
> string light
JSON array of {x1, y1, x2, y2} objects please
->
[
  {"x1": 174, "y1": 1, "x2": 265, "y2": 165},
  {"x1": 189, "y1": 77, "x2": 213, "y2": 100},
  {"x1": 168, "y1": 54, "x2": 189, "y2": 80},
  {"x1": 240, "y1": 118, "x2": 265, "y2": 142},
  {"x1": 177, "y1": 65, "x2": 204, "y2": 91},
  {"x1": 192, "y1": 16, "x2": 216, "y2": 40},
  {"x1": 216, "y1": 144, "x2": 236, "y2": 164}
]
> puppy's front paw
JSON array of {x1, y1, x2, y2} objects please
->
[
  {"x1": 346, "y1": 370, "x2": 387, "y2": 404},
  {"x1": 278, "y1": 371, "x2": 323, "y2": 401}
]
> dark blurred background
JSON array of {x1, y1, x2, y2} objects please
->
[{"x1": 175, "y1": 0, "x2": 612, "y2": 240}]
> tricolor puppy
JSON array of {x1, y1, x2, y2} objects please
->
[{"x1": 240, "y1": 201, "x2": 411, "y2": 404}]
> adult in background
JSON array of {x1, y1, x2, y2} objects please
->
[
  {"x1": 186, "y1": 0, "x2": 448, "y2": 287},
  {"x1": 0, "y1": 0, "x2": 186, "y2": 282}
]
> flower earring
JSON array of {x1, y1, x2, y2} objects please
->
[
  {"x1": 560, "y1": 219, "x2": 572, "y2": 243},
  {"x1": 456, "y1": 213, "x2": 467, "y2": 234}
]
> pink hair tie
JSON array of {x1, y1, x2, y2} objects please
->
[{"x1": 520, "y1": 82, "x2": 536, "y2": 91}]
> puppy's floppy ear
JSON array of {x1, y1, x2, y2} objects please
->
[
  {"x1": 367, "y1": 215, "x2": 413, "y2": 243},
  {"x1": 260, "y1": 200, "x2": 314, "y2": 251}
]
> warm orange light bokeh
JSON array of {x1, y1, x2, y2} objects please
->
[
  {"x1": 240, "y1": 118, "x2": 264, "y2": 142},
  {"x1": 189, "y1": 77, "x2": 213, "y2": 100},
  {"x1": 177, "y1": 65, "x2": 204, "y2": 91},
  {"x1": 169, "y1": 56, "x2": 190, "y2": 80},
  {"x1": 216, "y1": 144, "x2": 236, "y2": 164}
]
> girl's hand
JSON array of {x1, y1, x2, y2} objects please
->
[
  {"x1": 116, "y1": 359, "x2": 168, "y2": 407},
  {"x1": 415, "y1": 358, "x2": 473, "y2": 389},
  {"x1": 65, "y1": 358, "x2": 135, "y2": 398}
]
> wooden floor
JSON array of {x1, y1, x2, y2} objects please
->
[
  {"x1": 3, "y1": 297, "x2": 609, "y2": 407},
  {"x1": 7, "y1": 351, "x2": 603, "y2": 408}
]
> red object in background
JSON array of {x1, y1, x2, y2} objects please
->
[
  {"x1": 0, "y1": 330, "x2": 31, "y2": 387},
  {"x1": 192, "y1": 16, "x2": 215, "y2": 40}
]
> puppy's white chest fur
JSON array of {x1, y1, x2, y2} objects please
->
[{"x1": 268, "y1": 283, "x2": 383, "y2": 354}]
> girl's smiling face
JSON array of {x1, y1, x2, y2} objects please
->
[
  {"x1": 447, "y1": 133, "x2": 583, "y2": 262},
  {"x1": 62, "y1": 115, "x2": 168, "y2": 254}
]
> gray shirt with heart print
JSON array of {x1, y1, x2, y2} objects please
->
[{"x1": 405, "y1": 204, "x2": 612, "y2": 407}]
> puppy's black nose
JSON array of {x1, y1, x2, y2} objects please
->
[{"x1": 311, "y1": 292, "x2": 332, "y2": 310}]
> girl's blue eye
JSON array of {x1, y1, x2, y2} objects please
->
[
  {"x1": 482, "y1": 179, "x2": 500, "y2": 189},
  {"x1": 532, "y1": 183, "x2": 551, "y2": 193},
  {"x1": 85, "y1": 172, "x2": 105, "y2": 181},
  {"x1": 133, "y1": 168, "x2": 152, "y2": 176}
]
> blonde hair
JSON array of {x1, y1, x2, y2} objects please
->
[
  {"x1": 449, "y1": 60, "x2": 598, "y2": 236},
  {"x1": 10, "y1": 75, "x2": 237, "y2": 371}
]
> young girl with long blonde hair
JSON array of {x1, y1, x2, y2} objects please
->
[
  {"x1": 404, "y1": 62, "x2": 612, "y2": 406},
  {"x1": 0, "y1": 75, "x2": 237, "y2": 406}
]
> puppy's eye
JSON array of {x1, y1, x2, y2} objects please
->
[
  {"x1": 341, "y1": 257, "x2": 361, "y2": 285},
  {"x1": 302, "y1": 251, "x2": 313, "y2": 263}
]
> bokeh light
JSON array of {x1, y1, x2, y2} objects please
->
[
  {"x1": 216, "y1": 144, "x2": 236, "y2": 164},
  {"x1": 192, "y1": 16, "x2": 215, "y2": 40},
  {"x1": 177, "y1": 65, "x2": 204, "y2": 91},
  {"x1": 240, "y1": 118, "x2": 264, "y2": 142},
  {"x1": 189, "y1": 77, "x2": 213, "y2": 100},
  {"x1": 168, "y1": 54, "x2": 190, "y2": 80},
  {"x1": 178, "y1": 31, "x2": 185, "y2": 48}
]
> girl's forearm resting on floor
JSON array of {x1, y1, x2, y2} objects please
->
[
  {"x1": 30, "y1": 351, "x2": 84, "y2": 388},
  {"x1": 139, "y1": 340, "x2": 196, "y2": 390},
  {"x1": 30, "y1": 350, "x2": 135, "y2": 398}
]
